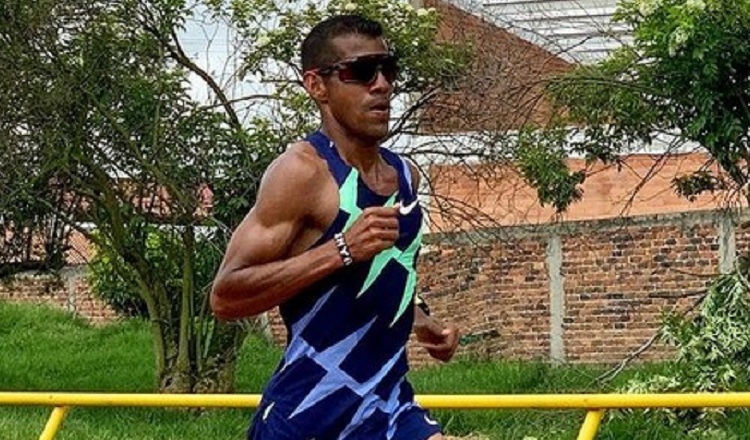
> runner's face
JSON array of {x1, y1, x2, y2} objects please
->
[{"x1": 318, "y1": 35, "x2": 395, "y2": 142}]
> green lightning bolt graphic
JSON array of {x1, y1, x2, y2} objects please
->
[{"x1": 337, "y1": 167, "x2": 422, "y2": 326}]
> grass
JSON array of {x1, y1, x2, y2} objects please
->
[
  {"x1": 0, "y1": 302, "x2": 275, "y2": 439},
  {"x1": 0, "y1": 301, "x2": 749, "y2": 439}
]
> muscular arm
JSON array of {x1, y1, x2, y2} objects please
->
[
  {"x1": 210, "y1": 145, "x2": 343, "y2": 320},
  {"x1": 211, "y1": 144, "x2": 401, "y2": 320}
]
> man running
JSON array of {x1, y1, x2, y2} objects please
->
[{"x1": 211, "y1": 14, "x2": 459, "y2": 440}]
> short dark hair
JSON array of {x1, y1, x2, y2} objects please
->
[{"x1": 301, "y1": 14, "x2": 384, "y2": 72}]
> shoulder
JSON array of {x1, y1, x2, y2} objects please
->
[
  {"x1": 255, "y1": 141, "x2": 334, "y2": 202},
  {"x1": 263, "y1": 141, "x2": 327, "y2": 186},
  {"x1": 253, "y1": 141, "x2": 332, "y2": 215}
]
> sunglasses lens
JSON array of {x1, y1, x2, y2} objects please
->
[
  {"x1": 342, "y1": 60, "x2": 379, "y2": 83},
  {"x1": 338, "y1": 56, "x2": 398, "y2": 84},
  {"x1": 380, "y1": 57, "x2": 399, "y2": 83}
]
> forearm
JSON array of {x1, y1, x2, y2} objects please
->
[{"x1": 211, "y1": 240, "x2": 343, "y2": 319}]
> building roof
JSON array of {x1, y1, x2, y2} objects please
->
[{"x1": 416, "y1": 1, "x2": 739, "y2": 232}]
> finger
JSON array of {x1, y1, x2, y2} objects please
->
[
  {"x1": 438, "y1": 329, "x2": 459, "y2": 350},
  {"x1": 443, "y1": 330, "x2": 459, "y2": 346},
  {"x1": 368, "y1": 217, "x2": 399, "y2": 230},
  {"x1": 364, "y1": 206, "x2": 399, "y2": 217},
  {"x1": 376, "y1": 230, "x2": 399, "y2": 243},
  {"x1": 417, "y1": 341, "x2": 448, "y2": 351},
  {"x1": 443, "y1": 325, "x2": 459, "y2": 338},
  {"x1": 370, "y1": 222, "x2": 399, "y2": 236},
  {"x1": 449, "y1": 332, "x2": 460, "y2": 349},
  {"x1": 424, "y1": 346, "x2": 452, "y2": 362}
]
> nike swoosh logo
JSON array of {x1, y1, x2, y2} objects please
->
[
  {"x1": 399, "y1": 199, "x2": 419, "y2": 215},
  {"x1": 424, "y1": 414, "x2": 439, "y2": 426}
]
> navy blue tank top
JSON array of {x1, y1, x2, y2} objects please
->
[{"x1": 255, "y1": 130, "x2": 424, "y2": 439}]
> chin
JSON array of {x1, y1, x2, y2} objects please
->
[
  {"x1": 365, "y1": 125, "x2": 390, "y2": 142},
  {"x1": 345, "y1": 120, "x2": 389, "y2": 143}
]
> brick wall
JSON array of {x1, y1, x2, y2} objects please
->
[
  {"x1": 418, "y1": 209, "x2": 743, "y2": 366},
  {"x1": 0, "y1": 267, "x2": 115, "y2": 324},
  {"x1": 5, "y1": 211, "x2": 743, "y2": 368},
  {"x1": 267, "y1": 209, "x2": 744, "y2": 367},
  {"x1": 417, "y1": 234, "x2": 552, "y2": 364},
  {"x1": 559, "y1": 218, "x2": 719, "y2": 362}
]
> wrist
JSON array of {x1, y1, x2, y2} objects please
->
[
  {"x1": 414, "y1": 303, "x2": 431, "y2": 328},
  {"x1": 333, "y1": 232, "x2": 353, "y2": 266}
]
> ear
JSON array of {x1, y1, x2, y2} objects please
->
[{"x1": 303, "y1": 72, "x2": 328, "y2": 104}]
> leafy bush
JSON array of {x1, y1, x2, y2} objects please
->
[
  {"x1": 621, "y1": 268, "x2": 750, "y2": 431},
  {"x1": 88, "y1": 227, "x2": 224, "y2": 318},
  {"x1": 89, "y1": 249, "x2": 149, "y2": 318}
]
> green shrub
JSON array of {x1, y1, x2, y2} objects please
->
[
  {"x1": 621, "y1": 268, "x2": 750, "y2": 431},
  {"x1": 87, "y1": 227, "x2": 223, "y2": 318}
]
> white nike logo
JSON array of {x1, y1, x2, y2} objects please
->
[
  {"x1": 423, "y1": 414, "x2": 438, "y2": 426},
  {"x1": 398, "y1": 199, "x2": 419, "y2": 215}
]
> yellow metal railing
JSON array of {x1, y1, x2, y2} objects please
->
[{"x1": 4, "y1": 392, "x2": 750, "y2": 440}]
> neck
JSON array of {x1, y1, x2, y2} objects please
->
[{"x1": 320, "y1": 123, "x2": 382, "y2": 172}]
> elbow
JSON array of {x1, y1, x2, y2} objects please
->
[
  {"x1": 210, "y1": 274, "x2": 265, "y2": 320},
  {"x1": 210, "y1": 266, "x2": 275, "y2": 320},
  {"x1": 210, "y1": 279, "x2": 236, "y2": 321}
]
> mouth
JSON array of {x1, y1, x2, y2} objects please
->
[{"x1": 368, "y1": 102, "x2": 390, "y2": 114}]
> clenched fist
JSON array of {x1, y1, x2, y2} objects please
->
[{"x1": 343, "y1": 206, "x2": 400, "y2": 263}]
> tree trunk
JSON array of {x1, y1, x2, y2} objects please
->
[
  {"x1": 159, "y1": 361, "x2": 194, "y2": 394},
  {"x1": 194, "y1": 354, "x2": 238, "y2": 394},
  {"x1": 195, "y1": 320, "x2": 246, "y2": 394},
  {"x1": 156, "y1": 319, "x2": 245, "y2": 393},
  {"x1": 168, "y1": 225, "x2": 195, "y2": 393}
]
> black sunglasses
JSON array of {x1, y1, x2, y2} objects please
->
[{"x1": 310, "y1": 53, "x2": 399, "y2": 85}]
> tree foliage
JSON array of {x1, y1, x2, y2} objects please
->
[
  {"x1": 1, "y1": 0, "x2": 265, "y2": 393},
  {"x1": 621, "y1": 268, "x2": 750, "y2": 431},
  {"x1": 88, "y1": 228, "x2": 223, "y2": 319},
  {"x1": 536, "y1": 0, "x2": 750, "y2": 431},
  {"x1": 538, "y1": 0, "x2": 750, "y2": 208},
  {"x1": 0, "y1": 0, "x2": 471, "y2": 392}
]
